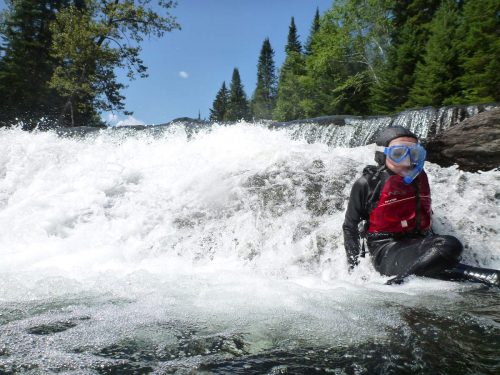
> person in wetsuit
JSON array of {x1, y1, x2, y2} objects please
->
[{"x1": 343, "y1": 126, "x2": 500, "y2": 286}]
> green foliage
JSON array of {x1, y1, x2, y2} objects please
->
[
  {"x1": 0, "y1": 0, "x2": 179, "y2": 128},
  {"x1": 210, "y1": 81, "x2": 228, "y2": 121},
  {"x1": 456, "y1": 0, "x2": 500, "y2": 103},
  {"x1": 226, "y1": 68, "x2": 250, "y2": 121},
  {"x1": 251, "y1": 38, "x2": 277, "y2": 120},
  {"x1": 286, "y1": 17, "x2": 301, "y2": 54},
  {"x1": 48, "y1": 0, "x2": 180, "y2": 126},
  {"x1": 304, "y1": 8, "x2": 321, "y2": 56},
  {"x1": 408, "y1": 0, "x2": 462, "y2": 107},
  {"x1": 273, "y1": 52, "x2": 306, "y2": 121},
  {"x1": 370, "y1": 0, "x2": 442, "y2": 113},
  {"x1": 273, "y1": 16, "x2": 306, "y2": 121},
  {"x1": 302, "y1": 0, "x2": 391, "y2": 116},
  {"x1": 0, "y1": 0, "x2": 67, "y2": 128},
  {"x1": 217, "y1": 0, "x2": 497, "y2": 120}
]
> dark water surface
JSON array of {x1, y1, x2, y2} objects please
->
[{"x1": 1, "y1": 286, "x2": 499, "y2": 375}]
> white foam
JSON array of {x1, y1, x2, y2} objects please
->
[
  {"x1": 1, "y1": 123, "x2": 496, "y2": 370},
  {"x1": 1, "y1": 124, "x2": 498, "y2": 285}
]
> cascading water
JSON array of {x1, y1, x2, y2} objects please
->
[
  {"x1": 276, "y1": 103, "x2": 498, "y2": 147},
  {"x1": 0, "y1": 117, "x2": 499, "y2": 374}
]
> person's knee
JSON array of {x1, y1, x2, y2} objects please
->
[{"x1": 436, "y1": 235, "x2": 463, "y2": 261}]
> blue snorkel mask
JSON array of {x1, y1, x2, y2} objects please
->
[{"x1": 375, "y1": 143, "x2": 427, "y2": 184}]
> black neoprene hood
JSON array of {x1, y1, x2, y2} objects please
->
[{"x1": 374, "y1": 126, "x2": 418, "y2": 165}]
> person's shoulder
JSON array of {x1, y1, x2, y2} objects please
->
[
  {"x1": 353, "y1": 164, "x2": 386, "y2": 192},
  {"x1": 351, "y1": 165, "x2": 378, "y2": 189},
  {"x1": 362, "y1": 165, "x2": 379, "y2": 177}
]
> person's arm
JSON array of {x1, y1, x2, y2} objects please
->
[{"x1": 342, "y1": 177, "x2": 369, "y2": 270}]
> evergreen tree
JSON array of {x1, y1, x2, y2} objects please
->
[
  {"x1": 370, "y1": 0, "x2": 442, "y2": 113},
  {"x1": 274, "y1": 16, "x2": 306, "y2": 121},
  {"x1": 251, "y1": 38, "x2": 277, "y2": 120},
  {"x1": 273, "y1": 52, "x2": 306, "y2": 121},
  {"x1": 209, "y1": 81, "x2": 228, "y2": 121},
  {"x1": 305, "y1": 8, "x2": 321, "y2": 56},
  {"x1": 286, "y1": 17, "x2": 302, "y2": 54},
  {"x1": 456, "y1": 0, "x2": 500, "y2": 103},
  {"x1": 0, "y1": 0, "x2": 67, "y2": 128},
  {"x1": 408, "y1": 0, "x2": 462, "y2": 107},
  {"x1": 226, "y1": 68, "x2": 250, "y2": 121}
]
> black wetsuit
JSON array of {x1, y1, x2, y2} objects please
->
[{"x1": 343, "y1": 166, "x2": 500, "y2": 286}]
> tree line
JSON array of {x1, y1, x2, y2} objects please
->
[
  {"x1": 210, "y1": 0, "x2": 499, "y2": 122},
  {"x1": 0, "y1": 0, "x2": 179, "y2": 129}
]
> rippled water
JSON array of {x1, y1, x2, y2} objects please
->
[{"x1": 0, "y1": 124, "x2": 499, "y2": 374}]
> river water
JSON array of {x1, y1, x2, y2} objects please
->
[{"x1": 0, "y1": 122, "x2": 499, "y2": 374}]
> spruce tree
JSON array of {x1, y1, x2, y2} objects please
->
[
  {"x1": 274, "y1": 17, "x2": 305, "y2": 121},
  {"x1": 286, "y1": 17, "x2": 302, "y2": 54},
  {"x1": 209, "y1": 81, "x2": 228, "y2": 121},
  {"x1": 456, "y1": 0, "x2": 500, "y2": 103},
  {"x1": 408, "y1": 0, "x2": 462, "y2": 107},
  {"x1": 226, "y1": 68, "x2": 250, "y2": 121},
  {"x1": 251, "y1": 38, "x2": 277, "y2": 120},
  {"x1": 305, "y1": 8, "x2": 321, "y2": 56}
]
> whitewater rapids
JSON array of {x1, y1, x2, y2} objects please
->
[{"x1": 0, "y1": 123, "x2": 499, "y2": 373}]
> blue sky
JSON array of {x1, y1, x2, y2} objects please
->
[
  {"x1": 108, "y1": 0, "x2": 334, "y2": 125},
  {"x1": 1, "y1": 0, "x2": 334, "y2": 125}
]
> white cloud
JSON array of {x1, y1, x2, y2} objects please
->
[{"x1": 179, "y1": 71, "x2": 189, "y2": 79}]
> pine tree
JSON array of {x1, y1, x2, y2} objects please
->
[
  {"x1": 209, "y1": 81, "x2": 228, "y2": 121},
  {"x1": 286, "y1": 17, "x2": 302, "y2": 54},
  {"x1": 251, "y1": 38, "x2": 277, "y2": 120},
  {"x1": 226, "y1": 68, "x2": 250, "y2": 121},
  {"x1": 0, "y1": 0, "x2": 67, "y2": 128},
  {"x1": 408, "y1": 0, "x2": 462, "y2": 107},
  {"x1": 456, "y1": 0, "x2": 500, "y2": 103},
  {"x1": 305, "y1": 8, "x2": 321, "y2": 56}
]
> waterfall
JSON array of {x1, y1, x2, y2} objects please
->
[
  {"x1": 0, "y1": 107, "x2": 499, "y2": 374},
  {"x1": 271, "y1": 103, "x2": 498, "y2": 147}
]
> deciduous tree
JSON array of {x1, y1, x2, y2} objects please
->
[{"x1": 49, "y1": 0, "x2": 180, "y2": 126}]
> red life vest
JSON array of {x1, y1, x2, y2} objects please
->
[{"x1": 368, "y1": 171, "x2": 432, "y2": 233}]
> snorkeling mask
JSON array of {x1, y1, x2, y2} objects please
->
[{"x1": 375, "y1": 143, "x2": 427, "y2": 184}]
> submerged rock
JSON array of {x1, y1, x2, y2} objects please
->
[{"x1": 425, "y1": 107, "x2": 500, "y2": 172}]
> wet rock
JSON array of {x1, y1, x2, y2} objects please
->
[{"x1": 425, "y1": 108, "x2": 500, "y2": 172}]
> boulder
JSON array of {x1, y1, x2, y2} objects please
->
[{"x1": 425, "y1": 108, "x2": 500, "y2": 172}]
